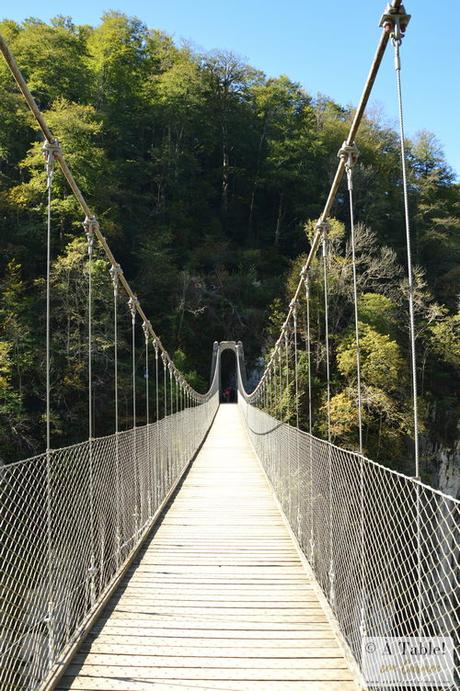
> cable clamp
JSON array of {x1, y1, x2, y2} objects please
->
[
  {"x1": 42, "y1": 138, "x2": 61, "y2": 171},
  {"x1": 338, "y1": 141, "x2": 359, "y2": 190},
  {"x1": 337, "y1": 140, "x2": 359, "y2": 167},
  {"x1": 379, "y1": 3, "x2": 411, "y2": 42},
  {"x1": 317, "y1": 220, "x2": 329, "y2": 259},
  {"x1": 142, "y1": 320, "x2": 151, "y2": 343},
  {"x1": 128, "y1": 296, "x2": 138, "y2": 322},
  {"x1": 83, "y1": 216, "x2": 99, "y2": 257},
  {"x1": 83, "y1": 215, "x2": 99, "y2": 235},
  {"x1": 316, "y1": 220, "x2": 329, "y2": 236},
  {"x1": 42, "y1": 138, "x2": 61, "y2": 154},
  {"x1": 109, "y1": 263, "x2": 122, "y2": 293}
]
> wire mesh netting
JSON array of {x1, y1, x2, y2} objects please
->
[
  {"x1": 239, "y1": 397, "x2": 460, "y2": 690},
  {"x1": 0, "y1": 392, "x2": 218, "y2": 690}
]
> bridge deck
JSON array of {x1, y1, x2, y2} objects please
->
[{"x1": 59, "y1": 405, "x2": 357, "y2": 691}]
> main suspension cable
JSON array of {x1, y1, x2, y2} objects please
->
[{"x1": 239, "y1": 0, "x2": 405, "y2": 409}]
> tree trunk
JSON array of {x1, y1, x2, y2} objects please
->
[
  {"x1": 248, "y1": 120, "x2": 268, "y2": 238},
  {"x1": 222, "y1": 123, "x2": 229, "y2": 215},
  {"x1": 274, "y1": 192, "x2": 283, "y2": 246}
]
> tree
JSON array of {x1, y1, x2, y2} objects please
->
[
  {"x1": 202, "y1": 51, "x2": 261, "y2": 218},
  {"x1": 249, "y1": 76, "x2": 323, "y2": 247},
  {"x1": 0, "y1": 18, "x2": 91, "y2": 108},
  {"x1": 0, "y1": 14, "x2": 458, "y2": 482},
  {"x1": 0, "y1": 340, "x2": 32, "y2": 461},
  {"x1": 408, "y1": 132, "x2": 460, "y2": 304}
]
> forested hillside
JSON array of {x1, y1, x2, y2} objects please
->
[{"x1": 0, "y1": 14, "x2": 458, "y2": 493}]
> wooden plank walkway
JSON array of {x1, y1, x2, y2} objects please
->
[{"x1": 59, "y1": 405, "x2": 358, "y2": 691}]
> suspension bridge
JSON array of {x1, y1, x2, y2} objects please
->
[{"x1": 0, "y1": 2, "x2": 459, "y2": 690}]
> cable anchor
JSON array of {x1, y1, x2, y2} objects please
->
[
  {"x1": 42, "y1": 138, "x2": 61, "y2": 186},
  {"x1": 338, "y1": 141, "x2": 359, "y2": 190},
  {"x1": 379, "y1": 3, "x2": 411, "y2": 44},
  {"x1": 316, "y1": 220, "x2": 329, "y2": 258},
  {"x1": 109, "y1": 263, "x2": 122, "y2": 296},
  {"x1": 83, "y1": 216, "x2": 98, "y2": 258},
  {"x1": 142, "y1": 320, "x2": 151, "y2": 344},
  {"x1": 128, "y1": 296, "x2": 138, "y2": 324},
  {"x1": 289, "y1": 299, "x2": 299, "y2": 327}
]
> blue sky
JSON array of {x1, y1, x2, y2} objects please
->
[{"x1": 2, "y1": 1, "x2": 459, "y2": 177}]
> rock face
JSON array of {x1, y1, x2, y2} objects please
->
[
  {"x1": 422, "y1": 419, "x2": 460, "y2": 500},
  {"x1": 437, "y1": 432, "x2": 460, "y2": 500}
]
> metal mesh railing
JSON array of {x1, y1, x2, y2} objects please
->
[
  {"x1": 239, "y1": 397, "x2": 460, "y2": 690},
  {"x1": 0, "y1": 392, "x2": 218, "y2": 690}
]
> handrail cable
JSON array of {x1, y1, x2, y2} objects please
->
[
  {"x1": 0, "y1": 33, "x2": 211, "y2": 403},
  {"x1": 239, "y1": 0, "x2": 406, "y2": 401}
]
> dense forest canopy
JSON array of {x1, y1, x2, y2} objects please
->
[{"x1": 0, "y1": 13, "x2": 458, "y2": 493}]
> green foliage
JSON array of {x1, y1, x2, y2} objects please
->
[
  {"x1": 333, "y1": 323, "x2": 414, "y2": 461},
  {"x1": 0, "y1": 14, "x2": 458, "y2": 475},
  {"x1": 10, "y1": 99, "x2": 108, "y2": 217},
  {"x1": 0, "y1": 18, "x2": 91, "y2": 106},
  {"x1": 268, "y1": 216, "x2": 456, "y2": 471},
  {"x1": 173, "y1": 348, "x2": 206, "y2": 392},
  {"x1": 429, "y1": 314, "x2": 460, "y2": 371},
  {"x1": 337, "y1": 324, "x2": 403, "y2": 392},
  {"x1": 358, "y1": 293, "x2": 398, "y2": 336},
  {"x1": 0, "y1": 341, "x2": 28, "y2": 461}
]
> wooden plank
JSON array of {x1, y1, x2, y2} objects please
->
[
  {"x1": 63, "y1": 665, "x2": 355, "y2": 680},
  {"x1": 107, "y1": 604, "x2": 326, "y2": 614},
  {"x1": 72, "y1": 653, "x2": 347, "y2": 667},
  {"x1": 88, "y1": 627, "x2": 336, "y2": 639},
  {"x1": 59, "y1": 680, "x2": 356, "y2": 691},
  {"x1": 81, "y1": 643, "x2": 341, "y2": 655},
  {"x1": 117, "y1": 594, "x2": 319, "y2": 602},
  {"x1": 64, "y1": 405, "x2": 358, "y2": 690},
  {"x1": 91, "y1": 622, "x2": 335, "y2": 634}
]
